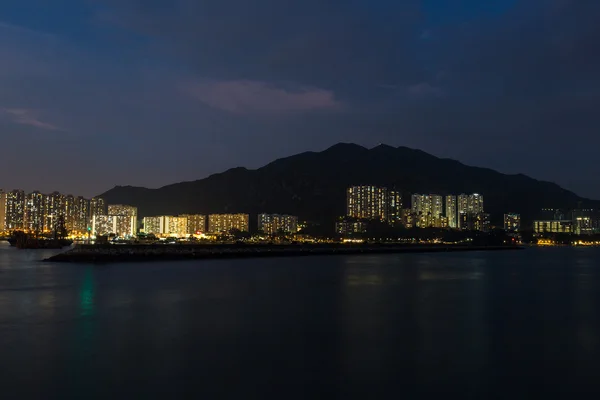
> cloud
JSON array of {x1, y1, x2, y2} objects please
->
[
  {"x1": 182, "y1": 80, "x2": 341, "y2": 114},
  {"x1": 0, "y1": 108, "x2": 62, "y2": 131},
  {"x1": 407, "y1": 82, "x2": 444, "y2": 97}
]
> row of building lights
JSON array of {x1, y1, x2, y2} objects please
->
[
  {"x1": 0, "y1": 190, "x2": 300, "y2": 238},
  {"x1": 339, "y1": 185, "x2": 522, "y2": 235}
]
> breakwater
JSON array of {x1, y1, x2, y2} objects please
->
[{"x1": 44, "y1": 243, "x2": 524, "y2": 263}]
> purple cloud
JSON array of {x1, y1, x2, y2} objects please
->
[
  {"x1": 0, "y1": 108, "x2": 62, "y2": 131},
  {"x1": 182, "y1": 80, "x2": 341, "y2": 114}
]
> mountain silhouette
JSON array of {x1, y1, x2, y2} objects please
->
[{"x1": 100, "y1": 143, "x2": 594, "y2": 227}]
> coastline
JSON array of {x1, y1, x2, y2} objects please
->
[{"x1": 44, "y1": 243, "x2": 525, "y2": 263}]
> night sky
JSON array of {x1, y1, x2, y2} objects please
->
[{"x1": 1, "y1": 1, "x2": 598, "y2": 198}]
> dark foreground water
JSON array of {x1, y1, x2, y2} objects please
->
[{"x1": 1, "y1": 242, "x2": 600, "y2": 399}]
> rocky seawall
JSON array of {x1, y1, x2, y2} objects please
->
[{"x1": 44, "y1": 243, "x2": 524, "y2": 263}]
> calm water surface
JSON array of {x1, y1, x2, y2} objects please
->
[{"x1": 1, "y1": 242, "x2": 600, "y2": 398}]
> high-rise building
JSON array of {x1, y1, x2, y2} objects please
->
[
  {"x1": 108, "y1": 204, "x2": 138, "y2": 217},
  {"x1": 107, "y1": 205, "x2": 138, "y2": 235},
  {"x1": 180, "y1": 214, "x2": 207, "y2": 234},
  {"x1": 43, "y1": 192, "x2": 66, "y2": 232},
  {"x1": 143, "y1": 216, "x2": 164, "y2": 235},
  {"x1": 91, "y1": 215, "x2": 115, "y2": 236},
  {"x1": 571, "y1": 209, "x2": 596, "y2": 235},
  {"x1": 258, "y1": 214, "x2": 298, "y2": 235},
  {"x1": 73, "y1": 196, "x2": 89, "y2": 234},
  {"x1": 92, "y1": 215, "x2": 136, "y2": 237},
  {"x1": 411, "y1": 194, "x2": 443, "y2": 228},
  {"x1": 387, "y1": 190, "x2": 403, "y2": 224},
  {"x1": 90, "y1": 198, "x2": 106, "y2": 218},
  {"x1": 347, "y1": 186, "x2": 388, "y2": 221},
  {"x1": 164, "y1": 216, "x2": 188, "y2": 236},
  {"x1": 2, "y1": 190, "x2": 25, "y2": 231},
  {"x1": 459, "y1": 212, "x2": 490, "y2": 232},
  {"x1": 446, "y1": 195, "x2": 458, "y2": 228},
  {"x1": 208, "y1": 214, "x2": 249, "y2": 233},
  {"x1": 115, "y1": 216, "x2": 137, "y2": 237},
  {"x1": 64, "y1": 195, "x2": 77, "y2": 232},
  {"x1": 143, "y1": 215, "x2": 201, "y2": 237},
  {"x1": 457, "y1": 193, "x2": 484, "y2": 229},
  {"x1": 504, "y1": 213, "x2": 521, "y2": 232},
  {"x1": 0, "y1": 190, "x2": 5, "y2": 232},
  {"x1": 335, "y1": 217, "x2": 368, "y2": 236},
  {"x1": 401, "y1": 208, "x2": 415, "y2": 228},
  {"x1": 24, "y1": 191, "x2": 45, "y2": 233},
  {"x1": 534, "y1": 220, "x2": 572, "y2": 234}
]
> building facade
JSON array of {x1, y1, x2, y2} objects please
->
[
  {"x1": 2, "y1": 190, "x2": 25, "y2": 231},
  {"x1": 180, "y1": 214, "x2": 206, "y2": 234},
  {"x1": 143, "y1": 216, "x2": 163, "y2": 235},
  {"x1": 208, "y1": 214, "x2": 250, "y2": 233},
  {"x1": 92, "y1": 215, "x2": 136, "y2": 237},
  {"x1": 534, "y1": 220, "x2": 573, "y2": 234},
  {"x1": 24, "y1": 191, "x2": 45, "y2": 233},
  {"x1": 91, "y1": 215, "x2": 115, "y2": 236},
  {"x1": 90, "y1": 198, "x2": 106, "y2": 218},
  {"x1": 411, "y1": 194, "x2": 444, "y2": 228},
  {"x1": 108, "y1": 204, "x2": 138, "y2": 217},
  {"x1": 457, "y1": 193, "x2": 484, "y2": 229},
  {"x1": 258, "y1": 214, "x2": 299, "y2": 235},
  {"x1": 335, "y1": 218, "x2": 368, "y2": 236},
  {"x1": 43, "y1": 192, "x2": 66, "y2": 232},
  {"x1": 0, "y1": 190, "x2": 5, "y2": 232},
  {"x1": 73, "y1": 196, "x2": 90, "y2": 234},
  {"x1": 347, "y1": 186, "x2": 388, "y2": 221},
  {"x1": 446, "y1": 195, "x2": 458, "y2": 229},
  {"x1": 504, "y1": 213, "x2": 521, "y2": 232},
  {"x1": 459, "y1": 212, "x2": 490, "y2": 232},
  {"x1": 164, "y1": 216, "x2": 188, "y2": 236}
]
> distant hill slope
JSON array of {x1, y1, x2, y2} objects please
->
[{"x1": 99, "y1": 143, "x2": 595, "y2": 225}]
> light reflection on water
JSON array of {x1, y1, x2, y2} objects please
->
[{"x1": 0, "y1": 246, "x2": 600, "y2": 398}]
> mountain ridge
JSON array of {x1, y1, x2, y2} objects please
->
[{"x1": 99, "y1": 143, "x2": 595, "y2": 226}]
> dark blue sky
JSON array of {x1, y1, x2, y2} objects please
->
[{"x1": 1, "y1": 0, "x2": 598, "y2": 198}]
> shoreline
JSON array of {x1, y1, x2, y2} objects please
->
[{"x1": 44, "y1": 243, "x2": 525, "y2": 263}]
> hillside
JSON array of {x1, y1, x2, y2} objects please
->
[{"x1": 99, "y1": 143, "x2": 595, "y2": 225}]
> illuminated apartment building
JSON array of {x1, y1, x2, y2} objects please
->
[
  {"x1": 64, "y1": 195, "x2": 77, "y2": 232},
  {"x1": 347, "y1": 186, "x2": 387, "y2": 221},
  {"x1": 108, "y1": 204, "x2": 138, "y2": 217},
  {"x1": 387, "y1": 190, "x2": 403, "y2": 224},
  {"x1": 73, "y1": 196, "x2": 90, "y2": 233},
  {"x1": 142, "y1": 216, "x2": 194, "y2": 237},
  {"x1": 164, "y1": 216, "x2": 188, "y2": 236},
  {"x1": 457, "y1": 194, "x2": 484, "y2": 229},
  {"x1": 115, "y1": 216, "x2": 137, "y2": 237},
  {"x1": 92, "y1": 215, "x2": 136, "y2": 237},
  {"x1": 143, "y1": 216, "x2": 164, "y2": 235},
  {"x1": 92, "y1": 215, "x2": 116, "y2": 236},
  {"x1": 411, "y1": 194, "x2": 443, "y2": 228},
  {"x1": 106, "y1": 204, "x2": 138, "y2": 235},
  {"x1": 24, "y1": 191, "x2": 45, "y2": 233},
  {"x1": 258, "y1": 214, "x2": 299, "y2": 235},
  {"x1": 446, "y1": 195, "x2": 458, "y2": 228},
  {"x1": 180, "y1": 214, "x2": 207, "y2": 234},
  {"x1": 1, "y1": 190, "x2": 25, "y2": 231},
  {"x1": 335, "y1": 217, "x2": 368, "y2": 236},
  {"x1": 43, "y1": 192, "x2": 66, "y2": 232},
  {"x1": 534, "y1": 220, "x2": 573, "y2": 234},
  {"x1": 504, "y1": 213, "x2": 521, "y2": 232},
  {"x1": 0, "y1": 190, "x2": 5, "y2": 232},
  {"x1": 90, "y1": 197, "x2": 106, "y2": 218},
  {"x1": 208, "y1": 214, "x2": 249, "y2": 233}
]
